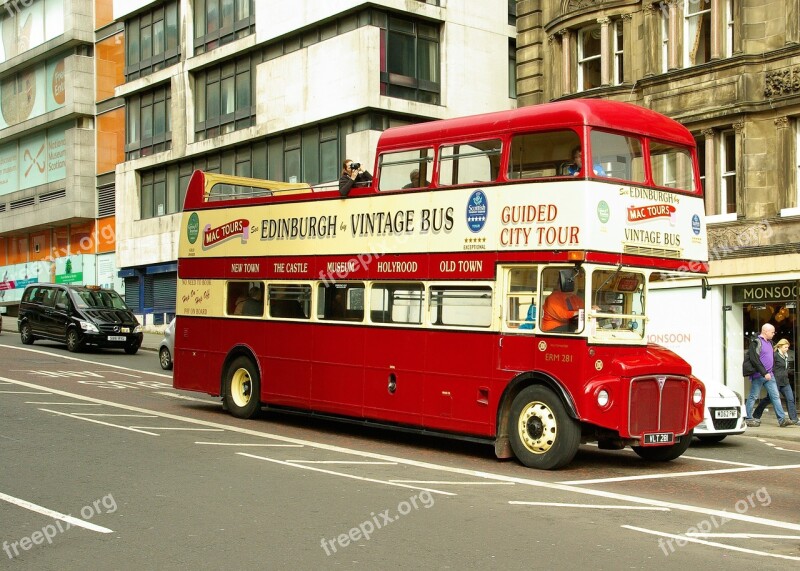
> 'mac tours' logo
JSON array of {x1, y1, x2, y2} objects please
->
[
  {"x1": 466, "y1": 190, "x2": 488, "y2": 233},
  {"x1": 202, "y1": 218, "x2": 250, "y2": 249},
  {"x1": 627, "y1": 203, "x2": 676, "y2": 223}
]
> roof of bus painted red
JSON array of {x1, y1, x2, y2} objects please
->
[{"x1": 376, "y1": 99, "x2": 695, "y2": 151}]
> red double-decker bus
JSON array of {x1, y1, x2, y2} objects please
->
[{"x1": 174, "y1": 99, "x2": 707, "y2": 469}]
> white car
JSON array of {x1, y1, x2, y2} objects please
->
[{"x1": 693, "y1": 383, "x2": 746, "y2": 443}]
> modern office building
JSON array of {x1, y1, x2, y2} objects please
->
[
  {"x1": 517, "y1": 0, "x2": 800, "y2": 397},
  {"x1": 113, "y1": 0, "x2": 518, "y2": 326},
  {"x1": 0, "y1": 0, "x2": 124, "y2": 313}
]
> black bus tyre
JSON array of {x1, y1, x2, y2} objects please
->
[
  {"x1": 66, "y1": 329, "x2": 83, "y2": 353},
  {"x1": 632, "y1": 431, "x2": 693, "y2": 461},
  {"x1": 20, "y1": 322, "x2": 35, "y2": 345},
  {"x1": 508, "y1": 385, "x2": 580, "y2": 470},
  {"x1": 224, "y1": 356, "x2": 261, "y2": 419}
]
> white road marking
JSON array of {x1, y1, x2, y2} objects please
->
[
  {"x1": 155, "y1": 391, "x2": 221, "y2": 404},
  {"x1": 38, "y1": 409, "x2": 159, "y2": 436},
  {"x1": 0, "y1": 492, "x2": 113, "y2": 533},
  {"x1": 4, "y1": 374, "x2": 800, "y2": 534},
  {"x1": 73, "y1": 414, "x2": 159, "y2": 418},
  {"x1": 195, "y1": 442, "x2": 304, "y2": 447},
  {"x1": 285, "y1": 460, "x2": 397, "y2": 465},
  {"x1": 128, "y1": 427, "x2": 224, "y2": 432},
  {"x1": 510, "y1": 501, "x2": 670, "y2": 511},
  {"x1": 25, "y1": 402, "x2": 102, "y2": 406},
  {"x1": 686, "y1": 532, "x2": 800, "y2": 539},
  {"x1": 391, "y1": 480, "x2": 515, "y2": 485},
  {"x1": 238, "y1": 453, "x2": 455, "y2": 496},
  {"x1": 558, "y1": 463, "x2": 800, "y2": 485},
  {"x1": 0, "y1": 391, "x2": 52, "y2": 394},
  {"x1": 679, "y1": 455, "x2": 762, "y2": 467},
  {"x1": 0, "y1": 344, "x2": 172, "y2": 378},
  {"x1": 623, "y1": 525, "x2": 800, "y2": 561}
]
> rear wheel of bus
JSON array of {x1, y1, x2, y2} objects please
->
[
  {"x1": 508, "y1": 385, "x2": 580, "y2": 470},
  {"x1": 223, "y1": 356, "x2": 261, "y2": 419}
]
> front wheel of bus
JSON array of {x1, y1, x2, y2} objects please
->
[
  {"x1": 224, "y1": 356, "x2": 261, "y2": 419},
  {"x1": 508, "y1": 385, "x2": 580, "y2": 470},
  {"x1": 632, "y1": 431, "x2": 693, "y2": 462}
]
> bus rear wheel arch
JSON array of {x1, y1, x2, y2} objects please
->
[
  {"x1": 508, "y1": 385, "x2": 580, "y2": 470},
  {"x1": 223, "y1": 355, "x2": 261, "y2": 419}
]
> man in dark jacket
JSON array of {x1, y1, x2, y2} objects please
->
[{"x1": 744, "y1": 323, "x2": 792, "y2": 427}]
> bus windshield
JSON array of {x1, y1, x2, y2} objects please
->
[{"x1": 591, "y1": 267, "x2": 645, "y2": 339}]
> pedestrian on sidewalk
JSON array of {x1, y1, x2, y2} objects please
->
[
  {"x1": 744, "y1": 323, "x2": 793, "y2": 427},
  {"x1": 753, "y1": 338, "x2": 799, "y2": 425}
]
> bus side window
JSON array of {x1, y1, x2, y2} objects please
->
[
  {"x1": 377, "y1": 149, "x2": 433, "y2": 191},
  {"x1": 370, "y1": 283, "x2": 424, "y2": 324},
  {"x1": 318, "y1": 283, "x2": 364, "y2": 321},
  {"x1": 507, "y1": 130, "x2": 580, "y2": 180},
  {"x1": 438, "y1": 140, "x2": 501, "y2": 186},
  {"x1": 268, "y1": 284, "x2": 310, "y2": 319},
  {"x1": 429, "y1": 286, "x2": 492, "y2": 328},
  {"x1": 505, "y1": 267, "x2": 538, "y2": 330}
]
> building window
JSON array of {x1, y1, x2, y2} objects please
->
[
  {"x1": 125, "y1": 1, "x2": 180, "y2": 80},
  {"x1": 380, "y1": 15, "x2": 440, "y2": 104},
  {"x1": 720, "y1": 130, "x2": 736, "y2": 214},
  {"x1": 661, "y1": 12, "x2": 669, "y2": 72},
  {"x1": 194, "y1": 0, "x2": 255, "y2": 55},
  {"x1": 140, "y1": 165, "x2": 180, "y2": 220},
  {"x1": 694, "y1": 134, "x2": 706, "y2": 194},
  {"x1": 508, "y1": 0, "x2": 516, "y2": 26},
  {"x1": 578, "y1": 25, "x2": 601, "y2": 91},
  {"x1": 613, "y1": 20, "x2": 624, "y2": 85},
  {"x1": 724, "y1": 0, "x2": 734, "y2": 58},
  {"x1": 684, "y1": 0, "x2": 711, "y2": 66},
  {"x1": 126, "y1": 87, "x2": 172, "y2": 159},
  {"x1": 509, "y1": 40, "x2": 517, "y2": 98},
  {"x1": 194, "y1": 53, "x2": 259, "y2": 140}
]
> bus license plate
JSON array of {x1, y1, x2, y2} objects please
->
[
  {"x1": 714, "y1": 409, "x2": 738, "y2": 419},
  {"x1": 642, "y1": 432, "x2": 674, "y2": 446},
  {"x1": 108, "y1": 335, "x2": 126, "y2": 341}
]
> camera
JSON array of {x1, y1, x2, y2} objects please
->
[{"x1": 350, "y1": 162, "x2": 361, "y2": 170}]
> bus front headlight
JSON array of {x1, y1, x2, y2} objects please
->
[{"x1": 692, "y1": 387, "x2": 703, "y2": 404}]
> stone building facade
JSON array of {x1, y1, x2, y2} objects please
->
[{"x1": 517, "y1": 0, "x2": 800, "y2": 397}]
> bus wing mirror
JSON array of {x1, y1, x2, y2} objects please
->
[
  {"x1": 559, "y1": 269, "x2": 575, "y2": 293},
  {"x1": 701, "y1": 277, "x2": 710, "y2": 299}
]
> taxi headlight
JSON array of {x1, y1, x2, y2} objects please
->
[
  {"x1": 79, "y1": 320, "x2": 99, "y2": 333},
  {"x1": 134, "y1": 325, "x2": 143, "y2": 334}
]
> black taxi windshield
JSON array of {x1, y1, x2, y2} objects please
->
[{"x1": 72, "y1": 289, "x2": 128, "y2": 310}]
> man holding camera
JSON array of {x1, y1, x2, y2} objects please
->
[{"x1": 339, "y1": 159, "x2": 373, "y2": 197}]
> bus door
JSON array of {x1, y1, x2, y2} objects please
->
[
  {"x1": 498, "y1": 266, "x2": 540, "y2": 372},
  {"x1": 363, "y1": 283, "x2": 425, "y2": 426}
]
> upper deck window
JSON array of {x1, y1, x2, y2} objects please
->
[
  {"x1": 589, "y1": 131, "x2": 644, "y2": 182},
  {"x1": 438, "y1": 140, "x2": 501, "y2": 186},
  {"x1": 508, "y1": 131, "x2": 580, "y2": 179},
  {"x1": 378, "y1": 149, "x2": 433, "y2": 191},
  {"x1": 649, "y1": 141, "x2": 697, "y2": 192}
]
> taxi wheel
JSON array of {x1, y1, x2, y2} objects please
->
[
  {"x1": 632, "y1": 431, "x2": 693, "y2": 461},
  {"x1": 20, "y1": 322, "x2": 35, "y2": 345},
  {"x1": 223, "y1": 356, "x2": 261, "y2": 419},
  {"x1": 508, "y1": 385, "x2": 580, "y2": 470},
  {"x1": 66, "y1": 329, "x2": 83, "y2": 353}
]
